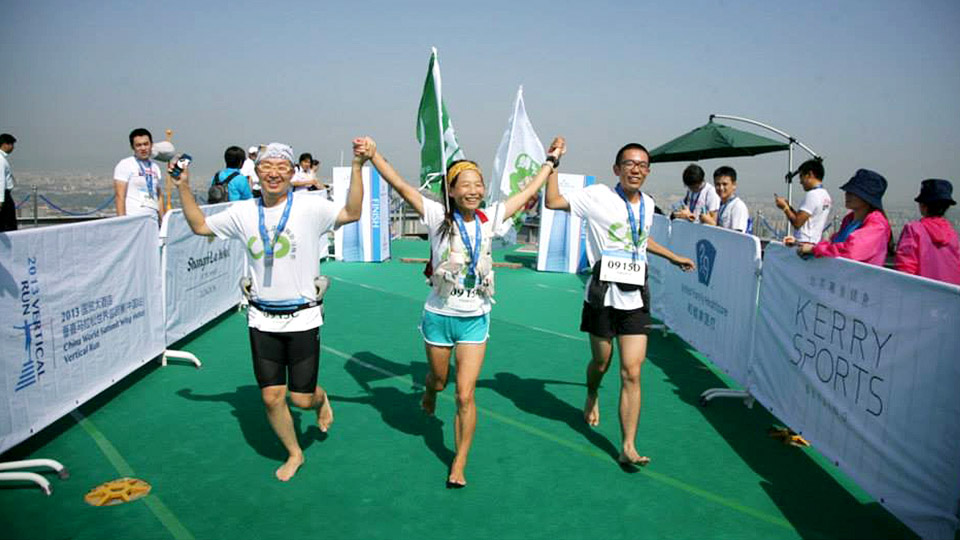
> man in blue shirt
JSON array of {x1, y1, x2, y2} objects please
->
[{"x1": 210, "y1": 146, "x2": 253, "y2": 202}]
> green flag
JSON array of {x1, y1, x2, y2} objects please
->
[{"x1": 416, "y1": 47, "x2": 465, "y2": 194}]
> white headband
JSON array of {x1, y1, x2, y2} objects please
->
[{"x1": 256, "y1": 142, "x2": 294, "y2": 165}]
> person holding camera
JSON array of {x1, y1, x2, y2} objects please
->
[{"x1": 170, "y1": 142, "x2": 365, "y2": 482}]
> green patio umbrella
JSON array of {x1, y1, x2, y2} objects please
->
[{"x1": 649, "y1": 120, "x2": 789, "y2": 163}]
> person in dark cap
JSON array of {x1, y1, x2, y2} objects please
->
[
  {"x1": 894, "y1": 179, "x2": 960, "y2": 285},
  {"x1": 797, "y1": 169, "x2": 891, "y2": 266}
]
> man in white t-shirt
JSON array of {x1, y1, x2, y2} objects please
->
[
  {"x1": 113, "y1": 128, "x2": 164, "y2": 223},
  {"x1": 241, "y1": 145, "x2": 262, "y2": 198},
  {"x1": 671, "y1": 164, "x2": 720, "y2": 223},
  {"x1": 701, "y1": 166, "x2": 749, "y2": 233},
  {"x1": 545, "y1": 143, "x2": 695, "y2": 468},
  {"x1": 776, "y1": 159, "x2": 831, "y2": 244},
  {"x1": 171, "y1": 142, "x2": 365, "y2": 482}
]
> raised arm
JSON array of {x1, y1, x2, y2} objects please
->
[
  {"x1": 504, "y1": 137, "x2": 566, "y2": 218},
  {"x1": 354, "y1": 137, "x2": 425, "y2": 217},
  {"x1": 169, "y1": 163, "x2": 213, "y2": 236},
  {"x1": 336, "y1": 150, "x2": 366, "y2": 226},
  {"x1": 544, "y1": 142, "x2": 570, "y2": 211}
]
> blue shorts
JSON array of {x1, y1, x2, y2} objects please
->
[{"x1": 419, "y1": 310, "x2": 490, "y2": 347}]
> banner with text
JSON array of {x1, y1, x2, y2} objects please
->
[
  {"x1": 536, "y1": 174, "x2": 595, "y2": 273},
  {"x1": 0, "y1": 216, "x2": 165, "y2": 453},
  {"x1": 665, "y1": 220, "x2": 761, "y2": 386},
  {"x1": 333, "y1": 167, "x2": 391, "y2": 262},
  {"x1": 648, "y1": 213, "x2": 672, "y2": 321},
  {"x1": 749, "y1": 243, "x2": 960, "y2": 540},
  {"x1": 160, "y1": 204, "x2": 245, "y2": 345}
]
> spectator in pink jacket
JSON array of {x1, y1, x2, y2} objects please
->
[
  {"x1": 798, "y1": 169, "x2": 890, "y2": 266},
  {"x1": 894, "y1": 179, "x2": 960, "y2": 285}
]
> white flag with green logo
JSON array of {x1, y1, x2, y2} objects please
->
[
  {"x1": 416, "y1": 47, "x2": 465, "y2": 195},
  {"x1": 488, "y1": 86, "x2": 545, "y2": 245}
]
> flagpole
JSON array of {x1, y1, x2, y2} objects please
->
[{"x1": 432, "y1": 47, "x2": 449, "y2": 210}]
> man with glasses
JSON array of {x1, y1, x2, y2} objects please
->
[
  {"x1": 171, "y1": 142, "x2": 365, "y2": 482},
  {"x1": 545, "y1": 143, "x2": 694, "y2": 468}
]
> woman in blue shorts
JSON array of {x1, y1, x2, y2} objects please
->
[{"x1": 353, "y1": 135, "x2": 565, "y2": 488}]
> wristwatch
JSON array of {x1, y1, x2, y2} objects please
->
[{"x1": 545, "y1": 155, "x2": 560, "y2": 169}]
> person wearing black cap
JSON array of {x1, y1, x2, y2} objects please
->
[
  {"x1": 894, "y1": 179, "x2": 960, "y2": 285},
  {"x1": 797, "y1": 169, "x2": 891, "y2": 266}
]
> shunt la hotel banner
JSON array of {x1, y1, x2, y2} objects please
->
[
  {"x1": 160, "y1": 204, "x2": 245, "y2": 346},
  {"x1": 750, "y1": 242, "x2": 960, "y2": 540},
  {"x1": 333, "y1": 167, "x2": 392, "y2": 262},
  {"x1": 0, "y1": 216, "x2": 165, "y2": 453}
]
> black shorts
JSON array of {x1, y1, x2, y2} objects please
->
[
  {"x1": 248, "y1": 327, "x2": 320, "y2": 393},
  {"x1": 579, "y1": 302, "x2": 651, "y2": 338}
]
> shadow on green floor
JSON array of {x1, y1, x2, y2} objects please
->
[
  {"x1": 476, "y1": 372, "x2": 620, "y2": 462},
  {"x1": 329, "y1": 352, "x2": 454, "y2": 467},
  {"x1": 176, "y1": 385, "x2": 327, "y2": 461},
  {"x1": 645, "y1": 333, "x2": 918, "y2": 540}
]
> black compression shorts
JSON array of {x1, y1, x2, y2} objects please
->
[{"x1": 248, "y1": 327, "x2": 320, "y2": 393}]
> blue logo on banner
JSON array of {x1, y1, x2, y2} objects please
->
[{"x1": 696, "y1": 239, "x2": 716, "y2": 286}]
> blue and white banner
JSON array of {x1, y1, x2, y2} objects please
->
[
  {"x1": 647, "y1": 213, "x2": 672, "y2": 321},
  {"x1": 0, "y1": 216, "x2": 165, "y2": 453},
  {"x1": 665, "y1": 220, "x2": 761, "y2": 386},
  {"x1": 749, "y1": 243, "x2": 960, "y2": 540},
  {"x1": 333, "y1": 167, "x2": 391, "y2": 262},
  {"x1": 536, "y1": 174, "x2": 594, "y2": 273},
  {"x1": 160, "y1": 204, "x2": 245, "y2": 346}
]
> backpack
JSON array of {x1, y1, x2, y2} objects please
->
[{"x1": 208, "y1": 171, "x2": 240, "y2": 203}]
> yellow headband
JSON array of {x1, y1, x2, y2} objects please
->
[{"x1": 447, "y1": 162, "x2": 482, "y2": 184}]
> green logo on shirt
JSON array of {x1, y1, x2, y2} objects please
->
[
  {"x1": 247, "y1": 234, "x2": 292, "y2": 260},
  {"x1": 607, "y1": 222, "x2": 647, "y2": 253}
]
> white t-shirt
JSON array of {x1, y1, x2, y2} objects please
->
[
  {"x1": 717, "y1": 196, "x2": 749, "y2": 233},
  {"x1": 796, "y1": 186, "x2": 832, "y2": 243},
  {"x1": 682, "y1": 182, "x2": 721, "y2": 220},
  {"x1": 113, "y1": 156, "x2": 162, "y2": 220},
  {"x1": 0, "y1": 149, "x2": 14, "y2": 194},
  {"x1": 292, "y1": 168, "x2": 317, "y2": 192},
  {"x1": 421, "y1": 198, "x2": 512, "y2": 317},
  {"x1": 206, "y1": 193, "x2": 341, "y2": 332},
  {"x1": 566, "y1": 184, "x2": 655, "y2": 311},
  {"x1": 241, "y1": 159, "x2": 260, "y2": 191}
]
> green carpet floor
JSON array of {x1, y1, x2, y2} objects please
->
[{"x1": 0, "y1": 239, "x2": 916, "y2": 540}]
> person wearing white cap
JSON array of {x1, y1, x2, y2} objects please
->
[
  {"x1": 171, "y1": 142, "x2": 366, "y2": 482},
  {"x1": 241, "y1": 145, "x2": 262, "y2": 198}
]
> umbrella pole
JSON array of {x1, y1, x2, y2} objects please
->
[{"x1": 787, "y1": 143, "x2": 794, "y2": 237}]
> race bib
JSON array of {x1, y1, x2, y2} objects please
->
[
  {"x1": 599, "y1": 249, "x2": 646, "y2": 286},
  {"x1": 445, "y1": 276, "x2": 484, "y2": 312}
]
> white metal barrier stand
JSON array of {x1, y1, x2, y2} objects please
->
[{"x1": 0, "y1": 459, "x2": 69, "y2": 495}]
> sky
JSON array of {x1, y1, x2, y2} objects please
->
[{"x1": 1, "y1": 0, "x2": 959, "y2": 209}]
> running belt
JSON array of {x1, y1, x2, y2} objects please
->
[{"x1": 248, "y1": 298, "x2": 323, "y2": 315}]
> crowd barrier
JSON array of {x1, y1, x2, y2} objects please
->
[
  {"x1": 749, "y1": 243, "x2": 960, "y2": 540},
  {"x1": 647, "y1": 214, "x2": 671, "y2": 321},
  {"x1": 662, "y1": 220, "x2": 761, "y2": 387},
  {"x1": 536, "y1": 174, "x2": 594, "y2": 273},
  {"x1": 648, "y1": 219, "x2": 960, "y2": 539},
  {"x1": 159, "y1": 205, "x2": 245, "y2": 346},
  {"x1": 332, "y1": 167, "x2": 391, "y2": 262},
  {"x1": 0, "y1": 216, "x2": 165, "y2": 454}
]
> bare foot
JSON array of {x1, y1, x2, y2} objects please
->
[
  {"x1": 446, "y1": 457, "x2": 467, "y2": 489},
  {"x1": 618, "y1": 449, "x2": 651, "y2": 467},
  {"x1": 421, "y1": 388, "x2": 437, "y2": 416},
  {"x1": 276, "y1": 454, "x2": 304, "y2": 481},
  {"x1": 316, "y1": 392, "x2": 334, "y2": 433},
  {"x1": 584, "y1": 392, "x2": 600, "y2": 426}
]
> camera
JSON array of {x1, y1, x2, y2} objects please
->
[{"x1": 170, "y1": 154, "x2": 192, "y2": 179}]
